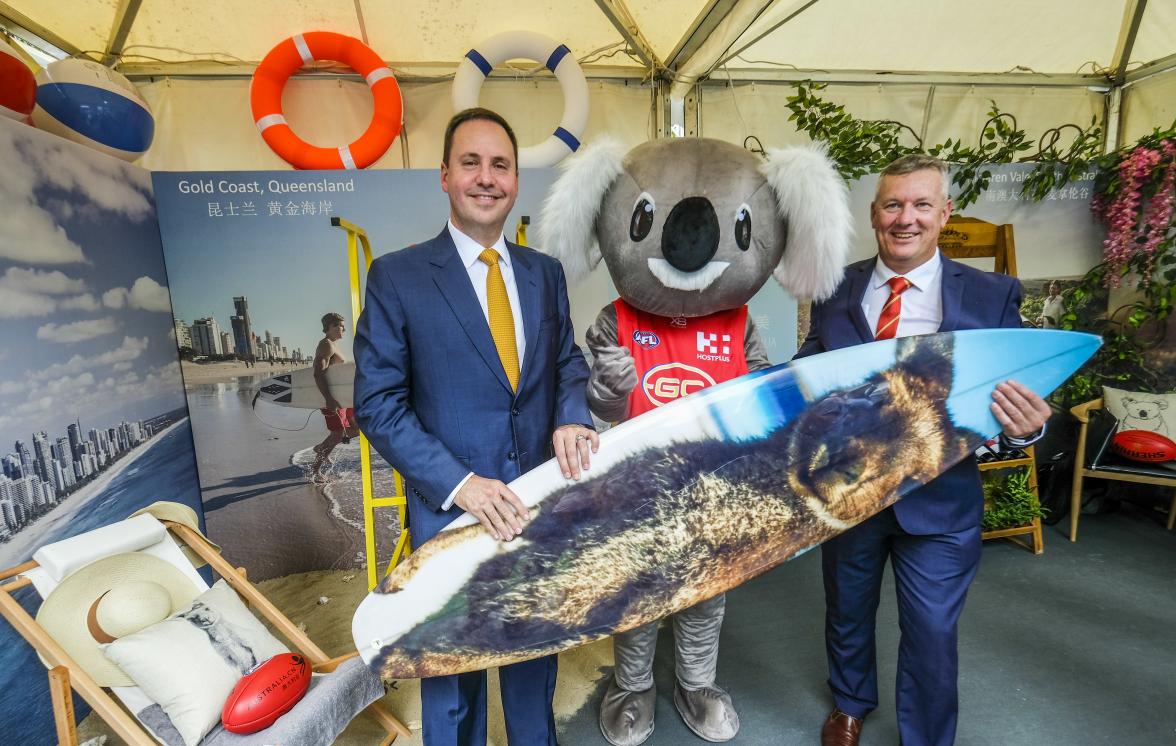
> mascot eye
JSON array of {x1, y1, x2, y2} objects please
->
[
  {"x1": 734, "y1": 204, "x2": 752, "y2": 251},
  {"x1": 630, "y1": 193, "x2": 655, "y2": 242}
]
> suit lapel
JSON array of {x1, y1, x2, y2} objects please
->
[
  {"x1": 848, "y1": 260, "x2": 875, "y2": 343},
  {"x1": 429, "y1": 228, "x2": 513, "y2": 394},
  {"x1": 509, "y1": 242, "x2": 540, "y2": 390},
  {"x1": 938, "y1": 257, "x2": 964, "y2": 332}
]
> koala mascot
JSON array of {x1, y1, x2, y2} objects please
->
[{"x1": 537, "y1": 137, "x2": 852, "y2": 745}]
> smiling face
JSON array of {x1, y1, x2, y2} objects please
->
[
  {"x1": 441, "y1": 118, "x2": 518, "y2": 246},
  {"x1": 870, "y1": 169, "x2": 951, "y2": 274}
]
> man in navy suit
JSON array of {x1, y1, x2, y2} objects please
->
[
  {"x1": 795, "y1": 154, "x2": 1051, "y2": 746},
  {"x1": 354, "y1": 108, "x2": 598, "y2": 746}
]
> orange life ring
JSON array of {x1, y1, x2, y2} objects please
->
[{"x1": 250, "y1": 32, "x2": 403, "y2": 170}]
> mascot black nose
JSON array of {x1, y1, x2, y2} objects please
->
[{"x1": 661, "y1": 196, "x2": 719, "y2": 273}]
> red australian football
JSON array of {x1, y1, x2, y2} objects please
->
[
  {"x1": 222, "y1": 653, "x2": 311, "y2": 734},
  {"x1": 1110, "y1": 429, "x2": 1176, "y2": 463}
]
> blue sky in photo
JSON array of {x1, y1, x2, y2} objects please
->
[{"x1": 0, "y1": 119, "x2": 187, "y2": 449}]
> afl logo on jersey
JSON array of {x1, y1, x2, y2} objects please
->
[
  {"x1": 632, "y1": 329, "x2": 660, "y2": 349},
  {"x1": 641, "y1": 363, "x2": 716, "y2": 407}
]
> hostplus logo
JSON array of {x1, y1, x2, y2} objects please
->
[{"x1": 696, "y1": 331, "x2": 731, "y2": 362}]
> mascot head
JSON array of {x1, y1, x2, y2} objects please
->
[{"x1": 537, "y1": 137, "x2": 852, "y2": 318}]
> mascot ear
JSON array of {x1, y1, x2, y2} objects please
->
[
  {"x1": 761, "y1": 144, "x2": 853, "y2": 301},
  {"x1": 536, "y1": 137, "x2": 626, "y2": 281}
]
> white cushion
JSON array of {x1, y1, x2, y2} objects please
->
[
  {"x1": 102, "y1": 580, "x2": 289, "y2": 746},
  {"x1": 33, "y1": 514, "x2": 166, "y2": 582}
]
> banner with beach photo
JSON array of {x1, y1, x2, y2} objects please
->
[{"x1": 0, "y1": 118, "x2": 201, "y2": 746}]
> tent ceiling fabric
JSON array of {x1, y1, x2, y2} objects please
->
[
  {"x1": 6, "y1": 0, "x2": 1174, "y2": 82},
  {"x1": 729, "y1": 0, "x2": 1126, "y2": 75}
]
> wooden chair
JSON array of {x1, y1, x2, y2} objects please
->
[
  {"x1": 0, "y1": 515, "x2": 411, "y2": 745},
  {"x1": 937, "y1": 215, "x2": 1018, "y2": 275},
  {"x1": 1068, "y1": 398, "x2": 1176, "y2": 541}
]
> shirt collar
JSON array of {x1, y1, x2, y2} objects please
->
[
  {"x1": 871, "y1": 249, "x2": 941, "y2": 290},
  {"x1": 448, "y1": 221, "x2": 510, "y2": 270}
]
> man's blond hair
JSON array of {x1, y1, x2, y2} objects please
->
[{"x1": 876, "y1": 154, "x2": 951, "y2": 201}]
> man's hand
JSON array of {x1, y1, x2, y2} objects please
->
[
  {"x1": 324, "y1": 396, "x2": 343, "y2": 412},
  {"x1": 991, "y1": 380, "x2": 1052, "y2": 439},
  {"x1": 453, "y1": 475, "x2": 529, "y2": 541},
  {"x1": 553, "y1": 424, "x2": 599, "y2": 480}
]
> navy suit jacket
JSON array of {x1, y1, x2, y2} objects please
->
[
  {"x1": 353, "y1": 227, "x2": 593, "y2": 544},
  {"x1": 795, "y1": 255, "x2": 1022, "y2": 534}
]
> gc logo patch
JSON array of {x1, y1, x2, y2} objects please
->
[
  {"x1": 632, "y1": 329, "x2": 660, "y2": 349},
  {"x1": 641, "y1": 362, "x2": 716, "y2": 407}
]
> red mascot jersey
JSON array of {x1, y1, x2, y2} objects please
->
[{"x1": 614, "y1": 299, "x2": 748, "y2": 419}]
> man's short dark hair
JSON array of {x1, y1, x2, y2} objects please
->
[
  {"x1": 442, "y1": 108, "x2": 519, "y2": 168},
  {"x1": 321, "y1": 312, "x2": 345, "y2": 332},
  {"x1": 877, "y1": 154, "x2": 951, "y2": 200}
]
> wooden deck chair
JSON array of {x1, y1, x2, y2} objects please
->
[{"x1": 0, "y1": 513, "x2": 411, "y2": 745}]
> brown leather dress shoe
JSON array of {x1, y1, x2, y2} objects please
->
[{"x1": 820, "y1": 708, "x2": 863, "y2": 746}]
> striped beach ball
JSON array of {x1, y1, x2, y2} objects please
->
[
  {"x1": 0, "y1": 36, "x2": 35, "y2": 121},
  {"x1": 32, "y1": 58, "x2": 154, "y2": 161}
]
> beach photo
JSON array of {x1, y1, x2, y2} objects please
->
[{"x1": 0, "y1": 117, "x2": 201, "y2": 745}]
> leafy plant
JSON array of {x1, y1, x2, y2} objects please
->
[
  {"x1": 783, "y1": 81, "x2": 1103, "y2": 209},
  {"x1": 982, "y1": 468, "x2": 1045, "y2": 531}
]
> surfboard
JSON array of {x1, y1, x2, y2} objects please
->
[
  {"x1": 252, "y1": 362, "x2": 355, "y2": 409},
  {"x1": 352, "y1": 329, "x2": 1099, "y2": 680}
]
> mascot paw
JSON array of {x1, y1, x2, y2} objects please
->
[
  {"x1": 590, "y1": 345, "x2": 638, "y2": 399},
  {"x1": 599, "y1": 679, "x2": 656, "y2": 746},
  {"x1": 674, "y1": 682, "x2": 740, "y2": 742}
]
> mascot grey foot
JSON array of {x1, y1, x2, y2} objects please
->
[
  {"x1": 599, "y1": 679, "x2": 656, "y2": 746},
  {"x1": 675, "y1": 682, "x2": 740, "y2": 742},
  {"x1": 539, "y1": 135, "x2": 850, "y2": 746}
]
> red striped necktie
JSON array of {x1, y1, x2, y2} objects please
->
[{"x1": 874, "y1": 276, "x2": 913, "y2": 340}]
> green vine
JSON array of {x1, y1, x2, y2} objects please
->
[{"x1": 784, "y1": 81, "x2": 1103, "y2": 209}]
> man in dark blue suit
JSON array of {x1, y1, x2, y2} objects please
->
[
  {"x1": 354, "y1": 108, "x2": 598, "y2": 746},
  {"x1": 795, "y1": 154, "x2": 1051, "y2": 746}
]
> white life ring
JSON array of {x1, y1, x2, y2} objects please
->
[{"x1": 452, "y1": 31, "x2": 589, "y2": 168}]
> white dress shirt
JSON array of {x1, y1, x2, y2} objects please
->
[
  {"x1": 443, "y1": 221, "x2": 527, "y2": 509},
  {"x1": 862, "y1": 249, "x2": 943, "y2": 338}
]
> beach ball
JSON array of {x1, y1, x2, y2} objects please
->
[
  {"x1": 0, "y1": 36, "x2": 35, "y2": 121},
  {"x1": 32, "y1": 58, "x2": 154, "y2": 161}
]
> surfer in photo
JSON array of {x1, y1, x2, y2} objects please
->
[
  {"x1": 537, "y1": 136, "x2": 852, "y2": 745},
  {"x1": 353, "y1": 107, "x2": 597, "y2": 746},
  {"x1": 797, "y1": 154, "x2": 1052, "y2": 746},
  {"x1": 311, "y1": 312, "x2": 358, "y2": 478}
]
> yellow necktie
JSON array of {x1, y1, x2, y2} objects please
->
[{"x1": 479, "y1": 248, "x2": 520, "y2": 391}]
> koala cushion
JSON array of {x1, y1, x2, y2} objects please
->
[{"x1": 1103, "y1": 385, "x2": 1176, "y2": 438}]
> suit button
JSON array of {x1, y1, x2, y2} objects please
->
[
  {"x1": 507, "y1": 451, "x2": 517, "y2": 461},
  {"x1": 511, "y1": 409, "x2": 520, "y2": 416}
]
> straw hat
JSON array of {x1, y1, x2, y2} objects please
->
[
  {"x1": 129, "y1": 500, "x2": 221, "y2": 568},
  {"x1": 36, "y1": 553, "x2": 200, "y2": 687}
]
